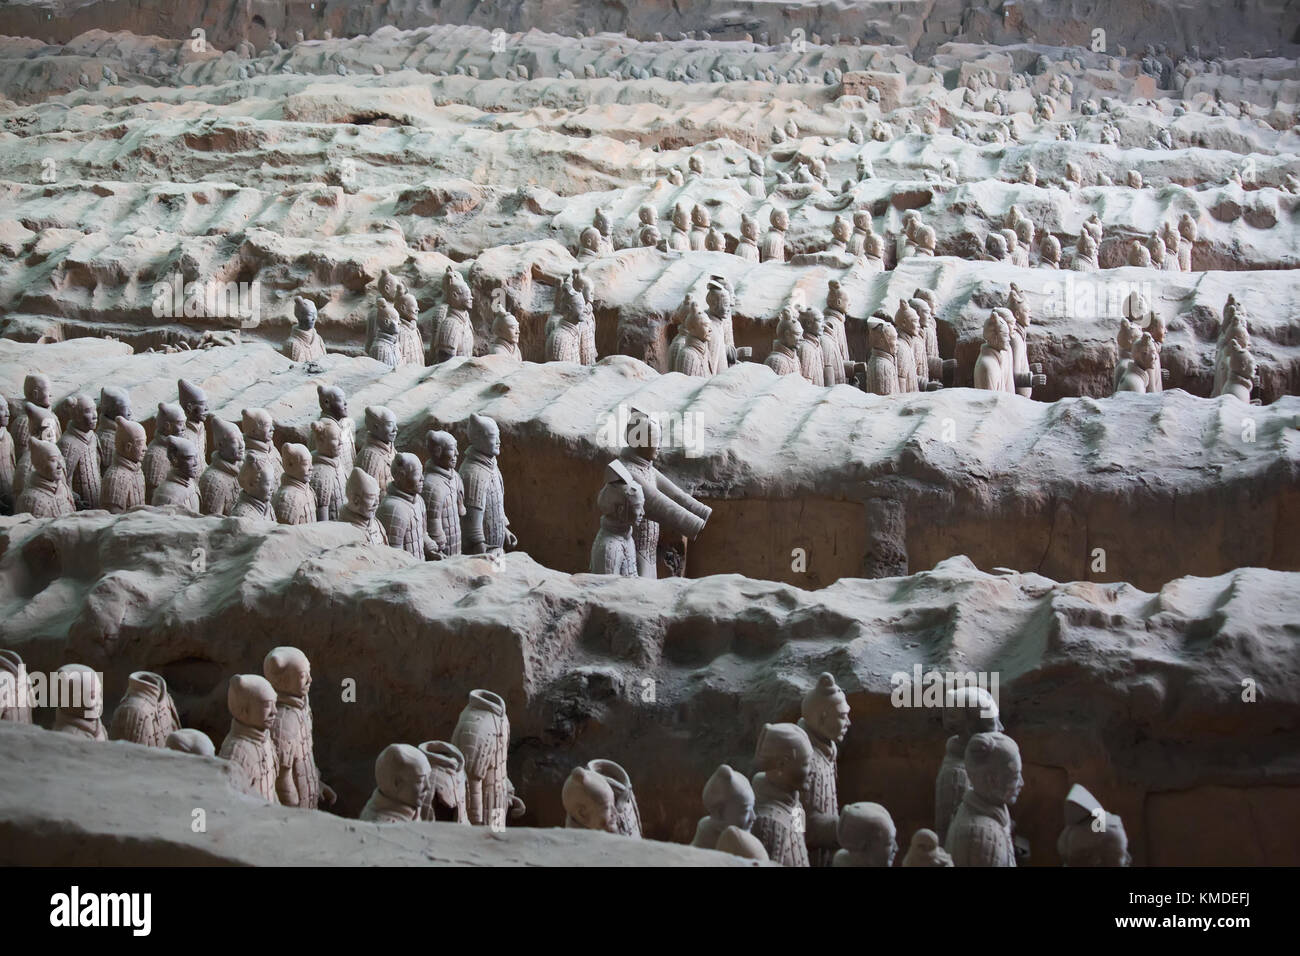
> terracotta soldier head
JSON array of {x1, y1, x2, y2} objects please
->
[
  {"x1": 442, "y1": 266, "x2": 472, "y2": 312},
  {"x1": 703, "y1": 764, "x2": 756, "y2": 830},
  {"x1": 166, "y1": 436, "x2": 201, "y2": 481},
  {"x1": 156, "y1": 402, "x2": 185, "y2": 439},
  {"x1": 282, "y1": 442, "x2": 311, "y2": 481},
  {"x1": 67, "y1": 393, "x2": 97, "y2": 433},
  {"x1": 831, "y1": 215, "x2": 851, "y2": 245},
  {"x1": 238, "y1": 456, "x2": 276, "y2": 503},
  {"x1": 492, "y1": 308, "x2": 519, "y2": 345},
  {"x1": 770, "y1": 208, "x2": 789, "y2": 232},
  {"x1": 375, "y1": 743, "x2": 432, "y2": 814},
  {"x1": 311, "y1": 418, "x2": 342, "y2": 458},
  {"x1": 364, "y1": 406, "x2": 398, "y2": 445},
  {"x1": 294, "y1": 296, "x2": 317, "y2": 330},
  {"x1": 563, "y1": 766, "x2": 619, "y2": 832},
  {"x1": 776, "y1": 313, "x2": 801, "y2": 349},
  {"x1": 691, "y1": 204, "x2": 710, "y2": 230},
  {"x1": 29, "y1": 437, "x2": 65, "y2": 484},
  {"x1": 24, "y1": 373, "x2": 52, "y2": 408},
  {"x1": 579, "y1": 227, "x2": 602, "y2": 256},
  {"x1": 426, "y1": 430, "x2": 458, "y2": 470},
  {"x1": 391, "y1": 452, "x2": 423, "y2": 495},
  {"x1": 178, "y1": 379, "x2": 208, "y2": 426},
  {"x1": 317, "y1": 384, "x2": 348, "y2": 421},
  {"x1": 741, "y1": 213, "x2": 758, "y2": 242},
  {"x1": 1057, "y1": 783, "x2": 1130, "y2": 866},
  {"x1": 803, "y1": 672, "x2": 851, "y2": 744},
  {"x1": 263, "y1": 646, "x2": 311, "y2": 697},
  {"x1": 625, "y1": 408, "x2": 661, "y2": 460},
  {"x1": 638, "y1": 204, "x2": 657, "y2": 227},
  {"x1": 228, "y1": 674, "x2": 277, "y2": 730},
  {"x1": 345, "y1": 467, "x2": 381, "y2": 520},
  {"x1": 241, "y1": 408, "x2": 274, "y2": 446},
  {"x1": 799, "y1": 307, "x2": 825, "y2": 341},
  {"x1": 753, "y1": 722, "x2": 813, "y2": 791},
  {"x1": 115, "y1": 417, "x2": 146, "y2": 463},
  {"x1": 208, "y1": 416, "x2": 243, "y2": 465},
  {"x1": 468, "y1": 413, "x2": 501, "y2": 457},
  {"x1": 98, "y1": 386, "x2": 132, "y2": 423},
  {"x1": 834, "y1": 802, "x2": 897, "y2": 866},
  {"x1": 966, "y1": 732, "x2": 1023, "y2": 806},
  {"x1": 982, "y1": 311, "x2": 1010, "y2": 352}
]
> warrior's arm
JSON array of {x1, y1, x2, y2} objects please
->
[{"x1": 655, "y1": 471, "x2": 712, "y2": 525}]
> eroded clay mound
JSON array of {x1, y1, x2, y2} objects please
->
[{"x1": 0, "y1": 511, "x2": 1296, "y2": 865}]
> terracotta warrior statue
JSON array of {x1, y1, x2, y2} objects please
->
[
  {"x1": 895, "y1": 302, "x2": 927, "y2": 392},
  {"x1": 735, "y1": 213, "x2": 760, "y2": 261},
  {"x1": 418, "y1": 741, "x2": 470, "y2": 823},
  {"x1": 935, "y1": 685, "x2": 1002, "y2": 844},
  {"x1": 15, "y1": 437, "x2": 73, "y2": 517},
  {"x1": 429, "y1": 266, "x2": 476, "y2": 363},
  {"x1": 360, "y1": 744, "x2": 431, "y2": 823},
  {"x1": 272, "y1": 443, "x2": 315, "y2": 524},
  {"x1": 368, "y1": 299, "x2": 402, "y2": 369},
  {"x1": 668, "y1": 202, "x2": 691, "y2": 251},
  {"x1": 151, "y1": 437, "x2": 202, "y2": 513},
  {"x1": 14, "y1": 404, "x2": 60, "y2": 501},
  {"x1": 859, "y1": 320, "x2": 899, "y2": 395},
  {"x1": 1177, "y1": 213, "x2": 1196, "y2": 271},
  {"x1": 0, "y1": 401, "x2": 13, "y2": 514},
  {"x1": 265, "y1": 646, "x2": 336, "y2": 810},
  {"x1": 395, "y1": 291, "x2": 423, "y2": 366},
  {"x1": 197, "y1": 416, "x2": 242, "y2": 515},
  {"x1": 459, "y1": 414, "x2": 516, "y2": 554},
  {"x1": 59, "y1": 393, "x2": 101, "y2": 509},
  {"x1": 717, "y1": 826, "x2": 770, "y2": 861},
  {"x1": 692, "y1": 764, "x2": 756, "y2": 850},
  {"x1": 216, "y1": 675, "x2": 280, "y2": 803},
  {"x1": 750, "y1": 722, "x2": 814, "y2": 867},
  {"x1": 761, "y1": 208, "x2": 789, "y2": 262},
  {"x1": 796, "y1": 308, "x2": 827, "y2": 387},
  {"x1": 308, "y1": 419, "x2": 347, "y2": 521},
  {"x1": 704, "y1": 275, "x2": 738, "y2": 373},
  {"x1": 378, "y1": 452, "x2": 439, "y2": 559},
  {"x1": 109, "y1": 671, "x2": 181, "y2": 747},
  {"x1": 618, "y1": 408, "x2": 711, "y2": 578},
  {"x1": 95, "y1": 386, "x2": 132, "y2": 474},
  {"x1": 546, "y1": 277, "x2": 586, "y2": 364},
  {"x1": 902, "y1": 828, "x2": 954, "y2": 867},
  {"x1": 285, "y1": 296, "x2": 327, "y2": 362},
  {"x1": 584, "y1": 759, "x2": 642, "y2": 837},
  {"x1": 52, "y1": 664, "x2": 106, "y2": 740},
  {"x1": 241, "y1": 408, "x2": 282, "y2": 484},
  {"x1": 974, "y1": 311, "x2": 1011, "y2": 392},
  {"x1": 944, "y1": 731, "x2": 1022, "y2": 866},
  {"x1": 356, "y1": 405, "x2": 397, "y2": 490},
  {"x1": 230, "y1": 456, "x2": 276, "y2": 522},
  {"x1": 1113, "y1": 332, "x2": 1159, "y2": 394},
  {"x1": 590, "y1": 460, "x2": 646, "y2": 576},
  {"x1": 315, "y1": 385, "x2": 356, "y2": 476},
  {"x1": 144, "y1": 403, "x2": 185, "y2": 501},
  {"x1": 847, "y1": 210, "x2": 876, "y2": 257},
  {"x1": 488, "y1": 307, "x2": 522, "y2": 361},
  {"x1": 339, "y1": 467, "x2": 389, "y2": 545},
  {"x1": 1220, "y1": 342, "x2": 1256, "y2": 402},
  {"x1": 421, "y1": 430, "x2": 465, "y2": 558},
  {"x1": 563, "y1": 766, "x2": 619, "y2": 833},
  {"x1": 450, "y1": 689, "x2": 526, "y2": 827},
  {"x1": 823, "y1": 280, "x2": 852, "y2": 364},
  {"x1": 764, "y1": 311, "x2": 803, "y2": 376},
  {"x1": 1057, "y1": 783, "x2": 1130, "y2": 866},
  {"x1": 102, "y1": 418, "x2": 147, "y2": 513},
  {"x1": 0, "y1": 649, "x2": 33, "y2": 723},
  {"x1": 669, "y1": 298, "x2": 714, "y2": 377},
  {"x1": 177, "y1": 379, "x2": 209, "y2": 462},
  {"x1": 10, "y1": 373, "x2": 59, "y2": 455},
  {"x1": 689, "y1": 204, "x2": 711, "y2": 251},
  {"x1": 832, "y1": 802, "x2": 897, "y2": 867},
  {"x1": 800, "y1": 673, "x2": 851, "y2": 866}
]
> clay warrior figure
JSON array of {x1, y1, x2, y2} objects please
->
[
  {"x1": 546, "y1": 277, "x2": 587, "y2": 364},
  {"x1": 95, "y1": 386, "x2": 132, "y2": 474},
  {"x1": 309, "y1": 419, "x2": 347, "y2": 521},
  {"x1": 265, "y1": 646, "x2": 336, "y2": 810},
  {"x1": 219, "y1": 675, "x2": 280, "y2": 802},
  {"x1": 750, "y1": 722, "x2": 814, "y2": 867},
  {"x1": 378, "y1": 452, "x2": 439, "y2": 559},
  {"x1": 395, "y1": 291, "x2": 423, "y2": 366},
  {"x1": 368, "y1": 299, "x2": 403, "y2": 369},
  {"x1": 1113, "y1": 332, "x2": 1159, "y2": 394},
  {"x1": 704, "y1": 275, "x2": 738, "y2": 373},
  {"x1": 230, "y1": 456, "x2": 276, "y2": 522},
  {"x1": 761, "y1": 208, "x2": 789, "y2": 262},
  {"x1": 102, "y1": 418, "x2": 147, "y2": 513},
  {"x1": 585, "y1": 759, "x2": 642, "y2": 837},
  {"x1": 1221, "y1": 343, "x2": 1257, "y2": 402},
  {"x1": 692, "y1": 764, "x2": 757, "y2": 850},
  {"x1": 669, "y1": 298, "x2": 714, "y2": 377},
  {"x1": 668, "y1": 202, "x2": 691, "y2": 251},
  {"x1": 339, "y1": 467, "x2": 389, "y2": 545},
  {"x1": 590, "y1": 460, "x2": 645, "y2": 576},
  {"x1": 935, "y1": 685, "x2": 1002, "y2": 843},
  {"x1": 360, "y1": 744, "x2": 431, "y2": 823},
  {"x1": 563, "y1": 767, "x2": 619, "y2": 833},
  {"x1": 59, "y1": 393, "x2": 101, "y2": 509},
  {"x1": 273, "y1": 444, "x2": 316, "y2": 525},
  {"x1": 860, "y1": 320, "x2": 900, "y2": 395},
  {"x1": 796, "y1": 308, "x2": 827, "y2": 386},
  {"x1": 570, "y1": 268, "x2": 598, "y2": 366},
  {"x1": 618, "y1": 408, "x2": 711, "y2": 578},
  {"x1": 895, "y1": 302, "x2": 927, "y2": 391},
  {"x1": 902, "y1": 828, "x2": 954, "y2": 867},
  {"x1": 450, "y1": 689, "x2": 526, "y2": 827},
  {"x1": 151, "y1": 437, "x2": 202, "y2": 513},
  {"x1": 764, "y1": 312, "x2": 803, "y2": 376},
  {"x1": 15, "y1": 438, "x2": 73, "y2": 518},
  {"x1": 14, "y1": 405, "x2": 61, "y2": 500},
  {"x1": 422, "y1": 430, "x2": 464, "y2": 558},
  {"x1": 1006, "y1": 289, "x2": 1046, "y2": 398},
  {"x1": 52, "y1": 664, "x2": 106, "y2": 740},
  {"x1": 0, "y1": 401, "x2": 13, "y2": 513},
  {"x1": 177, "y1": 379, "x2": 208, "y2": 462},
  {"x1": 846, "y1": 210, "x2": 875, "y2": 257},
  {"x1": 690, "y1": 205, "x2": 711, "y2": 250},
  {"x1": 800, "y1": 673, "x2": 852, "y2": 866},
  {"x1": 419, "y1": 741, "x2": 470, "y2": 823},
  {"x1": 1057, "y1": 784, "x2": 1130, "y2": 866},
  {"x1": 638, "y1": 205, "x2": 661, "y2": 248},
  {"x1": 1177, "y1": 213, "x2": 1196, "y2": 271},
  {"x1": 10, "y1": 373, "x2": 59, "y2": 455},
  {"x1": 735, "y1": 213, "x2": 760, "y2": 261},
  {"x1": 354, "y1": 405, "x2": 395, "y2": 491},
  {"x1": 0, "y1": 649, "x2": 33, "y2": 723},
  {"x1": 832, "y1": 803, "x2": 897, "y2": 867},
  {"x1": 285, "y1": 295, "x2": 327, "y2": 362},
  {"x1": 592, "y1": 207, "x2": 615, "y2": 254},
  {"x1": 974, "y1": 312, "x2": 1011, "y2": 392},
  {"x1": 944, "y1": 731, "x2": 1023, "y2": 867},
  {"x1": 144, "y1": 403, "x2": 185, "y2": 501},
  {"x1": 823, "y1": 280, "x2": 852, "y2": 363},
  {"x1": 459, "y1": 414, "x2": 516, "y2": 554},
  {"x1": 241, "y1": 408, "x2": 282, "y2": 484},
  {"x1": 314, "y1": 385, "x2": 355, "y2": 476},
  {"x1": 488, "y1": 307, "x2": 522, "y2": 361},
  {"x1": 109, "y1": 671, "x2": 181, "y2": 747},
  {"x1": 199, "y1": 416, "x2": 244, "y2": 516},
  {"x1": 429, "y1": 266, "x2": 476, "y2": 364},
  {"x1": 1072, "y1": 227, "x2": 1100, "y2": 272}
]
